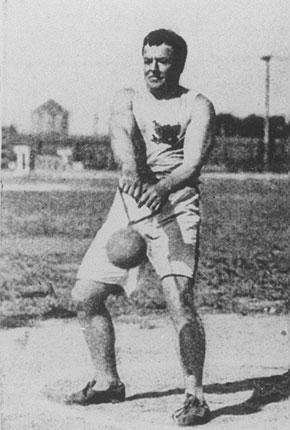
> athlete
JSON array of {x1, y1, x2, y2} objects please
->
[{"x1": 66, "y1": 29, "x2": 216, "y2": 426}]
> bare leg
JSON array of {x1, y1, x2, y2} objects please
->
[
  {"x1": 162, "y1": 276, "x2": 206, "y2": 402},
  {"x1": 72, "y1": 280, "x2": 123, "y2": 388}
]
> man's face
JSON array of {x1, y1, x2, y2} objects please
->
[{"x1": 143, "y1": 43, "x2": 181, "y2": 93}]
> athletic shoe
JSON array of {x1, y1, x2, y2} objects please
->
[
  {"x1": 172, "y1": 395, "x2": 211, "y2": 426},
  {"x1": 65, "y1": 380, "x2": 125, "y2": 405}
]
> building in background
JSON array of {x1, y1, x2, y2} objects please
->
[
  {"x1": 31, "y1": 99, "x2": 69, "y2": 136},
  {"x1": 2, "y1": 99, "x2": 116, "y2": 173},
  {"x1": 30, "y1": 99, "x2": 72, "y2": 170},
  {"x1": 93, "y1": 111, "x2": 109, "y2": 137}
]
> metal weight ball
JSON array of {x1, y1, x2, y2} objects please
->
[{"x1": 106, "y1": 226, "x2": 147, "y2": 269}]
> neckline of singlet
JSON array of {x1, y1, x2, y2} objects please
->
[{"x1": 135, "y1": 84, "x2": 190, "y2": 104}]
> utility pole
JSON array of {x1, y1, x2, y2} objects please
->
[{"x1": 261, "y1": 55, "x2": 272, "y2": 170}]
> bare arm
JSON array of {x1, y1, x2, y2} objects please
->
[
  {"x1": 109, "y1": 88, "x2": 144, "y2": 198},
  {"x1": 138, "y1": 94, "x2": 216, "y2": 210}
]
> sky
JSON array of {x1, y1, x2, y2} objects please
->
[{"x1": 2, "y1": 0, "x2": 290, "y2": 135}]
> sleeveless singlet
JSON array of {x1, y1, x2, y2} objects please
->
[{"x1": 132, "y1": 87, "x2": 199, "y2": 179}]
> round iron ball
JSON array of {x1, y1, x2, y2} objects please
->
[{"x1": 106, "y1": 226, "x2": 147, "y2": 269}]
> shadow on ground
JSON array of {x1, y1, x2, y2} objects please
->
[{"x1": 126, "y1": 370, "x2": 290, "y2": 419}]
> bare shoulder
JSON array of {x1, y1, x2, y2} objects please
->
[
  {"x1": 192, "y1": 93, "x2": 215, "y2": 117},
  {"x1": 110, "y1": 87, "x2": 136, "y2": 113}
]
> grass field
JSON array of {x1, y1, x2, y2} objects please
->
[{"x1": 1, "y1": 174, "x2": 290, "y2": 327}]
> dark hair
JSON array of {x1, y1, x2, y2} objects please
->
[{"x1": 142, "y1": 29, "x2": 188, "y2": 72}]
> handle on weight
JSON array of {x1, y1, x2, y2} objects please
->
[
  {"x1": 118, "y1": 187, "x2": 183, "y2": 228},
  {"x1": 118, "y1": 186, "x2": 132, "y2": 224},
  {"x1": 118, "y1": 186, "x2": 157, "y2": 226}
]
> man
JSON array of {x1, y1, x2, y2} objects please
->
[{"x1": 66, "y1": 29, "x2": 215, "y2": 426}]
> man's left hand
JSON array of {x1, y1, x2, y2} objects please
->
[{"x1": 137, "y1": 183, "x2": 169, "y2": 212}]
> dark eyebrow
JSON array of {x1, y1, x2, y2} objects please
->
[{"x1": 143, "y1": 56, "x2": 171, "y2": 61}]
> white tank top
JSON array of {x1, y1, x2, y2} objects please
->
[{"x1": 132, "y1": 87, "x2": 199, "y2": 178}]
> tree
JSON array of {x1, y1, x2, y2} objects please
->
[
  {"x1": 269, "y1": 116, "x2": 286, "y2": 139},
  {"x1": 1, "y1": 125, "x2": 18, "y2": 168},
  {"x1": 239, "y1": 115, "x2": 264, "y2": 138},
  {"x1": 216, "y1": 113, "x2": 241, "y2": 137}
]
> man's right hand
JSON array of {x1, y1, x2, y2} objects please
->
[{"x1": 119, "y1": 172, "x2": 143, "y2": 201}]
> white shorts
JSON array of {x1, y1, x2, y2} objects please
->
[{"x1": 77, "y1": 186, "x2": 201, "y2": 294}]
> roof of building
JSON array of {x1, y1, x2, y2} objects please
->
[{"x1": 33, "y1": 99, "x2": 68, "y2": 115}]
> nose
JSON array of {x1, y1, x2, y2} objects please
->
[{"x1": 150, "y1": 59, "x2": 159, "y2": 72}]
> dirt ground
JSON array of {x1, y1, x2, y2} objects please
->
[{"x1": 1, "y1": 314, "x2": 289, "y2": 430}]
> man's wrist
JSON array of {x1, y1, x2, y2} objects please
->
[
  {"x1": 121, "y1": 162, "x2": 138, "y2": 176},
  {"x1": 155, "y1": 178, "x2": 173, "y2": 195},
  {"x1": 155, "y1": 167, "x2": 200, "y2": 195}
]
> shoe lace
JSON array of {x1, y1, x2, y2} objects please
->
[
  {"x1": 83, "y1": 380, "x2": 96, "y2": 396},
  {"x1": 173, "y1": 396, "x2": 199, "y2": 418}
]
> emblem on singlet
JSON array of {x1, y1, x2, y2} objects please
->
[{"x1": 152, "y1": 121, "x2": 183, "y2": 147}]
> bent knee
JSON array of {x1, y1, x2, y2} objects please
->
[
  {"x1": 162, "y1": 276, "x2": 195, "y2": 313},
  {"x1": 71, "y1": 280, "x2": 104, "y2": 310},
  {"x1": 71, "y1": 279, "x2": 123, "y2": 311}
]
